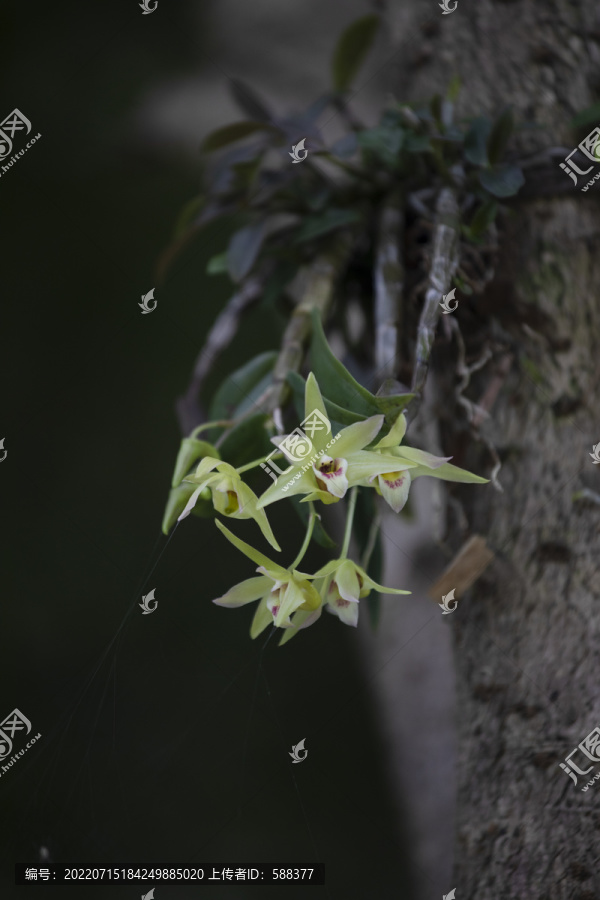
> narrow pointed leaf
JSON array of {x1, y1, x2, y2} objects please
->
[
  {"x1": 209, "y1": 352, "x2": 277, "y2": 421},
  {"x1": 201, "y1": 121, "x2": 276, "y2": 153},
  {"x1": 486, "y1": 107, "x2": 515, "y2": 166},
  {"x1": 332, "y1": 14, "x2": 380, "y2": 93},
  {"x1": 229, "y1": 78, "x2": 273, "y2": 122},
  {"x1": 227, "y1": 222, "x2": 268, "y2": 283}
]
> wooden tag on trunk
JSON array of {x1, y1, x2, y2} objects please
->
[{"x1": 428, "y1": 535, "x2": 494, "y2": 601}]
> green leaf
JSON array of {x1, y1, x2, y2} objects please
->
[
  {"x1": 209, "y1": 351, "x2": 278, "y2": 421},
  {"x1": 447, "y1": 74, "x2": 461, "y2": 103},
  {"x1": 309, "y1": 310, "x2": 414, "y2": 426},
  {"x1": 293, "y1": 208, "x2": 361, "y2": 244},
  {"x1": 332, "y1": 14, "x2": 380, "y2": 92},
  {"x1": 228, "y1": 78, "x2": 273, "y2": 123},
  {"x1": 405, "y1": 133, "x2": 432, "y2": 153},
  {"x1": 466, "y1": 198, "x2": 498, "y2": 240},
  {"x1": 478, "y1": 164, "x2": 525, "y2": 198},
  {"x1": 218, "y1": 412, "x2": 273, "y2": 469},
  {"x1": 227, "y1": 222, "x2": 268, "y2": 283},
  {"x1": 201, "y1": 121, "x2": 276, "y2": 153},
  {"x1": 486, "y1": 108, "x2": 515, "y2": 166},
  {"x1": 290, "y1": 495, "x2": 337, "y2": 550},
  {"x1": 206, "y1": 252, "x2": 228, "y2": 275},
  {"x1": 430, "y1": 94, "x2": 443, "y2": 126},
  {"x1": 570, "y1": 103, "x2": 600, "y2": 130},
  {"x1": 358, "y1": 125, "x2": 404, "y2": 168},
  {"x1": 172, "y1": 438, "x2": 220, "y2": 488},
  {"x1": 464, "y1": 117, "x2": 490, "y2": 166}
]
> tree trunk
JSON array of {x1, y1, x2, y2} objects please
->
[{"x1": 379, "y1": 1, "x2": 600, "y2": 896}]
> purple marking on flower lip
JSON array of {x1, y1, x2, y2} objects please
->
[
  {"x1": 336, "y1": 599, "x2": 350, "y2": 608},
  {"x1": 382, "y1": 472, "x2": 405, "y2": 489}
]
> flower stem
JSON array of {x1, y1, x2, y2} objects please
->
[
  {"x1": 191, "y1": 420, "x2": 233, "y2": 439},
  {"x1": 236, "y1": 452, "x2": 285, "y2": 475},
  {"x1": 340, "y1": 487, "x2": 358, "y2": 559},
  {"x1": 361, "y1": 505, "x2": 381, "y2": 571},
  {"x1": 290, "y1": 503, "x2": 317, "y2": 570}
]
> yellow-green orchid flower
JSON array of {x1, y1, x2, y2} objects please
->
[
  {"x1": 178, "y1": 457, "x2": 280, "y2": 551},
  {"x1": 280, "y1": 557, "x2": 410, "y2": 642},
  {"x1": 369, "y1": 412, "x2": 488, "y2": 513},
  {"x1": 211, "y1": 521, "x2": 321, "y2": 637},
  {"x1": 257, "y1": 373, "x2": 416, "y2": 509}
]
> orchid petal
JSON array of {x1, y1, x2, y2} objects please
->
[
  {"x1": 300, "y1": 490, "x2": 340, "y2": 505},
  {"x1": 215, "y1": 520, "x2": 289, "y2": 579},
  {"x1": 336, "y1": 560, "x2": 361, "y2": 603},
  {"x1": 273, "y1": 580, "x2": 306, "y2": 627},
  {"x1": 347, "y1": 450, "x2": 416, "y2": 484},
  {"x1": 279, "y1": 605, "x2": 323, "y2": 645},
  {"x1": 212, "y1": 575, "x2": 272, "y2": 608},
  {"x1": 227, "y1": 480, "x2": 281, "y2": 551},
  {"x1": 394, "y1": 446, "x2": 452, "y2": 469},
  {"x1": 408, "y1": 462, "x2": 489, "y2": 483},
  {"x1": 250, "y1": 596, "x2": 273, "y2": 639},
  {"x1": 378, "y1": 470, "x2": 411, "y2": 514},
  {"x1": 189, "y1": 456, "x2": 225, "y2": 482},
  {"x1": 313, "y1": 456, "x2": 349, "y2": 498},
  {"x1": 177, "y1": 480, "x2": 213, "y2": 521},
  {"x1": 256, "y1": 467, "x2": 318, "y2": 508},
  {"x1": 374, "y1": 412, "x2": 407, "y2": 449},
  {"x1": 304, "y1": 373, "x2": 331, "y2": 450},
  {"x1": 330, "y1": 415, "x2": 384, "y2": 457},
  {"x1": 326, "y1": 594, "x2": 359, "y2": 627}
]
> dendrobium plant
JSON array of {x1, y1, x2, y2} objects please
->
[{"x1": 166, "y1": 371, "x2": 488, "y2": 644}]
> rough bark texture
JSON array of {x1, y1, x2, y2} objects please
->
[{"x1": 385, "y1": 1, "x2": 600, "y2": 897}]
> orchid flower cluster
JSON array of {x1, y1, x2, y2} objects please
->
[{"x1": 166, "y1": 374, "x2": 487, "y2": 645}]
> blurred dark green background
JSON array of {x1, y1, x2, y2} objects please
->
[{"x1": 0, "y1": 1, "x2": 413, "y2": 897}]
